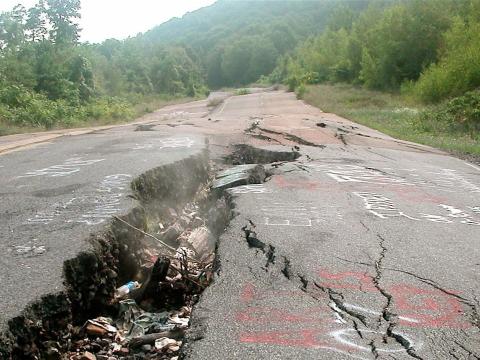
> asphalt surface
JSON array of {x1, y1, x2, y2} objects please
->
[
  {"x1": 1, "y1": 90, "x2": 479, "y2": 359},
  {"x1": 182, "y1": 91, "x2": 480, "y2": 359},
  {"x1": 0, "y1": 121, "x2": 206, "y2": 329}
]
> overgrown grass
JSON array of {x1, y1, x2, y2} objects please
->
[
  {"x1": 303, "y1": 84, "x2": 480, "y2": 156},
  {"x1": 0, "y1": 94, "x2": 200, "y2": 137}
]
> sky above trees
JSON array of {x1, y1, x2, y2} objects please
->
[{"x1": 0, "y1": 0, "x2": 215, "y2": 43}]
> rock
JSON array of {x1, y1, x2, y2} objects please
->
[
  {"x1": 141, "y1": 344, "x2": 152, "y2": 352},
  {"x1": 154, "y1": 337, "x2": 177, "y2": 351},
  {"x1": 79, "y1": 352, "x2": 96, "y2": 360},
  {"x1": 113, "y1": 347, "x2": 129, "y2": 356},
  {"x1": 90, "y1": 342, "x2": 102, "y2": 353},
  {"x1": 161, "y1": 222, "x2": 184, "y2": 243},
  {"x1": 45, "y1": 347, "x2": 61, "y2": 360},
  {"x1": 316, "y1": 122, "x2": 326, "y2": 128}
]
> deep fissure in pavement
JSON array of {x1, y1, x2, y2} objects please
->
[{"x1": 0, "y1": 150, "x2": 235, "y2": 359}]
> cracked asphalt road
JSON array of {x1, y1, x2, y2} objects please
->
[
  {"x1": 1, "y1": 90, "x2": 479, "y2": 359},
  {"x1": 180, "y1": 91, "x2": 480, "y2": 359}
]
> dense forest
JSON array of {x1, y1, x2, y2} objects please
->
[
  {"x1": 272, "y1": 0, "x2": 480, "y2": 134},
  {"x1": 0, "y1": 0, "x2": 351, "y2": 132},
  {"x1": 0, "y1": 0, "x2": 479, "y2": 135}
]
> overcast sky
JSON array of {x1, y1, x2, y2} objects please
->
[{"x1": 0, "y1": 0, "x2": 217, "y2": 43}]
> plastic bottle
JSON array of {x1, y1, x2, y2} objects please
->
[{"x1": 114, "y1": 281, "x2": 140, "y2": 299}]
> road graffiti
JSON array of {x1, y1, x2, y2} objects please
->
[
  {"x1": 309, "y1": 164, "x2": 414, "y2": 186},
  {"x1": 274, "y1": 175, "x2": 323, "y2": 191},
  {"x1": 353, "y1": 192, "x2": 420, "y2": 220},
  {"x1": 27, "y1": 198, "x2": 77, "y2": 225},
  {"x1": 228, "y1": 184, "x2": 273, "y2": 194},
  {"x1": 133, "y1": 137, "x2": 195, "y2": 150},
  {"x1": 69, "y1": 174, "x2": 132, "y2": 226},
  {"x1": 17, "y1": 157, "x2": 105, "y2": 178},
  {"x1": 353, "y1": 192, "x2": 480, "y2": 225},
  {"x1": 310, "y1": 163, "x2": 480, "y2": 194},
  {"x1": 10, "y1": 239, "x2": 46, "y2": 257},
  {"x1": 25, "y1": 174, "x2": 132, "y2": 226},
  {"x1": 236, "y1": 268, "x2": 471, "y2": 357},
  {"x1": 317, "y1": 270, "x2": 472, "y2": 328},
  {"x1": 262, "y1": 202, "x2": 321, "y2": 227}
]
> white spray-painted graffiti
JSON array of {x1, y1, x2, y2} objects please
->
[
  {"x1": 27, "y1": 198, "x2": 77, "y2": 224},
  {"x1": 310, "y1": 164, "x2": 480, "y2": 194},
  {"x1": 309, "y1": 164, "x2": 414, "y2": 186},
  {"x1": 17, "y1": 157, "x2": 105, "y2": 178},
  {"x1": 228, "y1": 184, "x2": 273, "y2": 194},
  {"x1": 354, "y1": 192, "x2": 480, "y2": 226},
  {"x1": 26, "y1": 174, "x2": 132, "y2": 226},
  {"x1": 10, "y1": 239, "x2": 46, "y2": 257},
  {"x1": 353, "y1": 192, "x2": 420, "y2": 220},
  {"x1": 133, "y1": 137, "x2": 195, "y2": 150},
  {"x1": 470, "y1": 206, "x2": 480, "y2": 214},
  {"x1": 262, "y1": 203, "x2": 322, "y2": 227}
]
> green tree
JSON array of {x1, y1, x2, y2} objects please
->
[
  {"x1": 46, "y1": 0, "x2": 81, "y2": 45},
  {"x1": 25, "y1": 1, "x2": 47, "y2": 42}
]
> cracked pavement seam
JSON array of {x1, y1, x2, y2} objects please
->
[{"x1": 240, "y1": 222, "x2": 428, "y2": 359}]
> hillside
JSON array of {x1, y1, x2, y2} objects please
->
[{"x1": 139, "y1": 0, "x2": 369, "y2": 87}]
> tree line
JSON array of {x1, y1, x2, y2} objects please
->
[
  {"x1": 272, "y1": 0, "x2": 480, "y2": 105},
  {"x1": 1, "y1": 0, "x2": 479, "y2": 133}
]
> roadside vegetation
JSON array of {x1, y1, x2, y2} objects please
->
[
  {"x1": 1, "y1": 0, "x2": 479, "y2": 153},
  {"x1": 0, "y1": 0, "x2": 353, "y2": 135},
  {"x1": 0, "y1": 0, "x2": 208, "y2": 134},
  {"x1": 304, "y1": 85, "x2": 480, "y2": 156},
  {"x1": 269, "y1": 0, "x2": 480, "y2": 157}
]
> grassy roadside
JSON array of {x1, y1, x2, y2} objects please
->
[
  {"x1": 0, "y1": 95, "x2": 202, "y2": 137},
  {"x1": 302, "y1": 84, "x2": 480, "y2": 157}
]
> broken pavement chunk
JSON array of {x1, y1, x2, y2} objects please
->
[
  {"x1": 154, "y1": 337, "x2": 178, "y2": 351},
  {"x1": 84, "y1": 318, "x2": 117, "y2": 336},
  {"x1": 212, "y1": 164, "x2": 266, "y2": 192}
]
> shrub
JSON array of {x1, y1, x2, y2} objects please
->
[
  {"x1": 413, "y1": 18, "x2": 480, "y2": 103},
  {"x1": 235, "y1": 88, "x2": 250, "y2": 96},
  {"x1": 418, "y1": 90, "x2": 480, "y2": 137}
]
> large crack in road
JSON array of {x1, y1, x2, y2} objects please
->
[{"x1": 1, "y1": 90, "x2": 479, "y2": 359}]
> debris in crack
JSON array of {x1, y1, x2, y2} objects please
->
[
  {"x1": 372, "y1": 234, "x2": 395, "y2": 326},
  {"x1": 335, "y1": 132, "x2": 348, "y2": 145},
  {"x1": 0, "y1": 152, "x2": 235, "y2": 360},
  {"x1": 135, "y1": 124, "x2": 156, "y2": 131},
  {"x1": 386, "y1": 327, "x2": 424, "y2": 360}
]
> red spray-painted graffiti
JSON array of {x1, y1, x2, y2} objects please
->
[{"x1": 235, "y1": 269, "x2": 471, "y2": 357}]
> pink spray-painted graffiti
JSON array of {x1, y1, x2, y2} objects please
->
[{"x1": 236, "y1": 269, "x2": 472, "y2": 357}]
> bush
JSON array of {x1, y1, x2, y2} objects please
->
[
  {"x1": 413, "y1": 18, "x2": 480, "y2": 103},
  {"x1": 295, "y1": 83, "x2": 306, "y2": 99},
  {"x1": 235, "y1": 88, "x2": 250, "y2": 96},
  {"x1": 418, "y1": 90, "x2": 480, "y2": 137}
]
